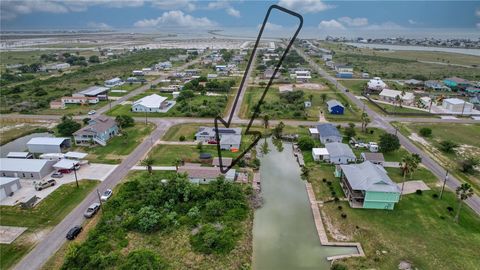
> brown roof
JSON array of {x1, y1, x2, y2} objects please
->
[
  {"x1": 212, "y1": 157, "x2": 232, "y2": 167},
  {"x1": 74, "y1": 116, "x2": 117, "y2": 136},
  {"x1": 361, "y1": 152, "x2": 385, "y2": 162}
]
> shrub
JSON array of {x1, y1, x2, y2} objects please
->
[
  {"x1": 136, "y1": 206, "x2": 161, "y2": 233},
  {"x1": 331, "y1": 263, "x2": 348, "y2": 270},
  {"x1": 438, "y1": 140, "x2": 458, "y2": 153},
  {"x1": 327, "y1": 181, "x2": 332, "y2": 186},
  {"x1": 439, "y1": 216, "x2": 445, "y2": 220},
  {"x1": 179, "y1": 135, "x2": 186, "y2": 141},
  {"x1": 190, "y1": 224, "x2": 236, "y2": 254},
  {"x1": 322, "y1": 178, "x2": 327, "y2": 182},
  {"x1": 341, "y1": 213, "x2": 347, "y2": 219},
  {"x1": 379, "y1": 133, "x2": 400, "y2": 153},
  {"x1": 458, "y1": 157, "x2": 480, "y2": 174},
  {"x1": 447, "y1": 206, "x2": 454, "y2": 212},
  {"x1": 297, "y1": 136, "x2": 316, "y2": 151},
  {"x1": 432, "y1": 193, "x2": 439, "y2": 199},
  {"x1": 415, "y1": 189, "x2": 423, "y2": 195},
  {"x1": 334, "y1": 197, "x2": 339, "y2": 202},
  {"x1": 120, "y1": 249, "x2": 168, "y2": 270},
  {"x1": 338, "y1": 206, "x2": 343, "y2": 210},
  {"x1": 331, "y1": 191, "x2": 336, "y2": 196},
  {"x1": 419, "y1": 127, "x2": 432, "y2": 137}
]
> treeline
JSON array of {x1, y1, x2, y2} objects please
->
[
  {"x1": 183, "y1": 77, "x2": 235, "y2": 92},
  {"x1": 61, "y1": 174, "x2": 250, "y2": 269}
]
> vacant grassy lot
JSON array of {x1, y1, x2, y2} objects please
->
[
  {"x1": 37, "y1": 101, "x2": 108, "y2": 115},
  {"x1": 0, "y1": 180, "x2": 99, "y2": 270},
  {"x1": 74, "y1": 123, "x2": 154, "y2": 164},
  {"x1": 0, "y1": 122, "x2": 49, "y2": 145},
  {"x1": 108, "y1": 83, "x2": 141, "y2": 97},
  {"x1": 149, "y1": 144, "x2": 240, "y2": 165},
  {"x1": 306, "y1": 160, "x2": 480, "y2": 269}
]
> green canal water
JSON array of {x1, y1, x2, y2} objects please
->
[{"x1": 253, "y1": 139, "x2": 358, "y2": 270}]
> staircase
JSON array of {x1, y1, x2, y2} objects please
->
[{"x1": 93, "y1": 137, "x2": 107, "y2": 146}]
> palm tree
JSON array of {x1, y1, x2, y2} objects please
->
[
  {"x1": 361, "y1": 112, "x2": 370, "y2": 133},
  {"x1": 262, "y1": 113, "x2": 270, "y2": 129},
  {"x1": 140, "y1": 158, "x2": 154, "y2": 174},
  {"x1": 308, "y1": 94, "x2": 314, "y2": 103},
  {"x1": 400, "y1": 90, "x2": 406, "y2": 108},
  {"x1": 320, "y1": 93, "x2": 327, "y2": 104},
  {"x1": 173, "y1": 158, "x2": 183, "y2": 170},
  {"x1": 409, "y1": 154, "x2": 422, "y2": 179},
  {"x1": 454, "y1": 183, "x2": 474, "y2": 223},
  {"x1": 400, "y1": 154, "x2": 414, "y2": 198}
]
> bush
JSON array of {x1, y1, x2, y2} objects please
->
[
  {"x1": 120, "y1": 249, "x2": 168, "y2": 270},
  {"x1": 419, "y1": 127, "x2": 432, "y2": 137},
  {"x1": 57, "y1": 115, "x2": 81, "y2": 136},
  {"x1": 341, "y1": 213, "x2": 347, "y2": 219},
  {"x1": 458, "y1": 157, "x2": 479, "y2": 174},
  {"x1": 432, "y1": 194, "x2": 439, "y2": 199},
  {"x1": 297, "y1": 136, "x2": 316, "y2": 151},
  {"x1": 334, "y1": 197, "x2": 339, "y2": 202},
  {"x1": 331, "y1": 263, "x2": 348, "y2": 270},
  {"x1": 415, "y1": 189, "x2": 423, "y2": 195},
  {"x1": 179, "y1": 135, "x2": 186, "y2": 141},
  {"x1": 322, "y1": 178, "x2": 327, "y2": 182},
  {"x1": 331, "y1": 191, "x2": 336, "y2": 196},
  {"x1": 136, "y1": 206, "x2": 161, "y2": 233},
  {"x1": 338, "y1": 206, "x2": 343, "y2": 210},
  {"x1": 115, "y1": 115, "x2": 134, "y2": 128},
  {"x1": 447, "y1": 206, "x2": 454, "y2": 212},
  {"x1": 327, "y1": 181, "x2": 332, "y2": 186},
  {"x1": 438, "y1": 140, "x2": 458, "y2": 153},
  {"x1": 379, "y1": 133, "x2": 400, "y2": 153},
  {"x1": 190, "y1": 224, "x2": 236, "y2": 254}
]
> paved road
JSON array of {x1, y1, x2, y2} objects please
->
[{"x1": 294, "y1": 46, "x2": 480, "y2": 216}]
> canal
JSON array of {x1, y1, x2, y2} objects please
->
[{"x1": 253, "y1": 139, "x2": 357, "y2": 270}]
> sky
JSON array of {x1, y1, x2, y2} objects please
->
[{"x1": 1, "y1": 0, "x2": 479, "y2": 38}]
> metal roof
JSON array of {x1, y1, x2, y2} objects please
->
[
  {"x1": 317, "y1": 124, "x2": 341, "y2": 138},
  {"x1": 64, "y1": 152, "x2": 88, "y2": 159},
  {"x1": 6, "y1": 152, "x2": 31, "y2": 158},
  {"x1": 0, "y1": 177, "x2": 20, "y2": 186},
  {"x1": 443, "y1": 98, "x2": 469, "y2": 105},
  {"x1": 53, "y1": 159, "x2": 79, "y2": 169},
  {"x1": 27, "y1": 137, "x2": 69, "y2": 146},
  {"x1": 0, "y1": 158, "x2": 52, "y2": 172},
  {"x1": 327, "y1": 99, "x2": 344, "y2": 109},
  {"x1": 220, "y1": 134, "x2": 241, "y2": 145},
  {"x1": 340, "y1": 161, "x2": 400, "y2": 193},
  {"x1": 133, "y1": 94, "x2": 167, "y2": 109},
  {"x1": 325, "y1": 142, "x2": 355, "y2": 159},
  {"x1": 77, "y1": 86, "x2": 109, "y2": 96},
  {"x1": 312, "y1": 148, "x2": 329, "y2": 155}
]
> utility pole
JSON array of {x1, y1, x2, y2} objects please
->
[
  {"x1": 439, "y1": 170, "x2": 449, "y2": 199},
  {"x1": 96, "y1": 189, "x2": 103, "y2": 206},
  {"x1": 145, "y1": 110, "x2": 148, "y2": 124},
  {"x1": 73, "y1": 166, "x2": 79, "y2": 188}
]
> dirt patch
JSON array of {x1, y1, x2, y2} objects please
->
[
  {"x1": 0, "y1": 225, "x2": 28, "y2": 244},
  {"x1": 320, "y1": 208, "x2": 351, "y2": 241},
  {"x1": 409, "y1": 133, "x2": 430, "y2": 147}
]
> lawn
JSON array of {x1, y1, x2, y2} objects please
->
[
  {"x1": 240, "y1": 86, "x2": 361, "y2": 122},
  {"x1": 0, "y1": 180, "x2": 99, "y2": 270},
  {"x1": 148, "y1": 144, "x2": 240, "y2": 166},
  {"x1": 74, "y1": 123, "x2": 154, "y2": 164},
  {"x1": 306, "y1": 160, "x2": 480, "y2": 269},
  {"x1": 37, "y1": 101, "x2": 108, "y2": 116},
  {"x1": 108, "y1": 83, "x2": 141, "y2": 97},
  {"x1": 162, "y1": 123, "x2": 205, "y2": 141}
]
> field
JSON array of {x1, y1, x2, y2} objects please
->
[
  {"x1": 0, "y1": 180, "x2": 99, "y2": 270},
  {"x1": 394, "y1": 122, "x2": 480, "y2": 192},
  {"x1": 0, "y1": 121, "x2": 51, "y2": 145},
  {"x1": 1, "y1": 49, "x2": 185, "y2": 113},
  {"x1": 240, "y1": 86, "x2": 361, "y2": 122},
  {"x1": 74, "y1": 123, "x2": 154, "y2": 164},
  {"x1": 108, "y1": 83, "x2": 142, "y2": 97},
  {"x1": 305, "y1": 152, "x2": 480, "y2": 269},
  {"x1": 37, "y1": 101, "x2": 108, "y2": 115}
]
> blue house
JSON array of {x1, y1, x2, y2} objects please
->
[
  {"x1": 73, "y1": 116, "x2": 119, "y2": 146},
  {"x1": 327, "y1": 100, "x2": 345, "y2": 115}
]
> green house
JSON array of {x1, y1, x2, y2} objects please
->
[{"x1": 339, "y1": 161, "x2": 400, "y2": 210}]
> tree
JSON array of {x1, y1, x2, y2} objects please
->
[
  {"x1": 190, "y1": 224, "x2": 236, "y2": 254},
  {"x1": 301, "y1": 165, "x2": 310, "y2": 180},
  {"x1": 379, "y1": 133, "x2": 400, "y2": 153},
  {"x1": 344, "y1": 123, "x2": 356, "y2": 139},
  {"x1": 173, "y1": 158, "x2": 183, "y2": 170},
  {"x1": 360, "y1": 112, "x2": 370, "y2": 133},
  {"x1": 458, "y1": 157, "x2": 479, "y2": 174},
  {"x1": 115, "y1": 115, "x2": 134, "y2": 129},
  {"x1": 262, "y1": 114, "x2": 270, "y2": 129},
  {"x1": 454, "y1": 183, "x2": 474, "y2": 223},
  {"x1": 57, "y1": 115, "x2": 81, "y2": 136},
  {"x1": 400, "y1": 153, "x2": 422, "y2": 195},
  {"x1": 140, "y1": 158, "x2": 154, "y2": 174},
  {"x1": 197, "y1": 141, "x2": 203, "y2": 152},
  {"x1": 320, "y1": 93, "x2": 327, "y2": 104},
  {"x1": 260, "y1": 138, "x2": 270, "y2": 155},
  {"x1": 121, "y1": 249, "x2": 168, "y2": 270},
  {"x1": 419, "y1": 127, "x2": 432, "y2": 137},
  {"x1": 272, "y1": 121, "x2": 285, "y2": 139},
  {"x1": 88, "y1": 55, "x2": 100, "y2": 63},
  {"x1": 438, "y1": 140, "x2": 458, "y2": 153},
  {"x1": 136, "y1": 206, "x2": 161, "y2": 232},
  {"x1": 297, "y1": 136, "x2": 315, "y2": 151}
]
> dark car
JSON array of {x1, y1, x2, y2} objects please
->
[{"x1": 66, "y1": 226, "x2": 82, "y2": 240}]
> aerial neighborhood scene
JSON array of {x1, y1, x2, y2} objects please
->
[{"x1": 1, "y1": 1, "x2": 480, "y2": 270}]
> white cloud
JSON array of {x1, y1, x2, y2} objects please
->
[
  {"x1": 226, "y1": 7, "x2": 240, "y2": 18},
  {"x1": 408, "y1": 19, "x2": 417, "y2": 25},
  {"x1": 134, "y1": 10, "x2": 216, "y2": 28},
  {"x1": 476, "y1": 9, "x2": 480, "y2": 17},
  {"x1": 87, "y1": 21, "x2": 112, "y2": 30},
  {"x1": 363, "y1": 22, "x2": 404, "y2": 30},
  {"x1": 278, "y1": 0, "x2": 333, "y2": 13},
  {"x1": 151, "y1": 0, "x2": 195, "y2": 12},
  {"x1": 338, "y1": 17, "x2": 368, "y2": 27},
  {"x1": 318, "y1": 19, "x2": 345, "y2": 30},
  {"x1": 257, "y1": 22, "x2": 284, "y2": 31}
]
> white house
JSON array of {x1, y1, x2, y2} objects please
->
[
  {"x1": 367, "y1": 77, "x2": 387, "y2": 91},
  {"x1": 442, "y1": 98, "x2": 474, "y2": 113},
  {"x1": 104, "y1": 77, "x2": 124, "y2": 88},
  {"x1": 312, "y1": 148, "x2": 329, "y2": 161},
  {"x1": 325, "y1": 142, "x2": 356, "y2": 165},
  {"x1": 132, "y1": 94, "x2": 171, "y2": 113},
  {"x1": 220, "y1": 134, "x2": 241, "y2": 150},
  {"x1": 379, "y1": 89, "x2": 415, "y2": 105},
  {"x1": 291, "y1": 70, "x2": 311, "y2": 83},
  {"x1": 133, "y1": 70, "x2": 144, "y2": 76}
]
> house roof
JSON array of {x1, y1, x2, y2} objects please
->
[
  {"x1": 195, "y1": 126, "x2": 241, "y2": 138},
  {"x1": 379, "y1": 89, "x2": 414, "y2": 100},
  {"x1": 105, "y1": 77, "x2": 122, "y2": 83},
  {"x1": 0, "y1": 177, "x2": 20, "y2": 186},
  {"x1": 309, "y1": 128, "x2": 319, "y2": 134},
  {"x1": 133, "y1": 94, "x2": 167, "y2": 109},
  {"x1": 6, "y1": 152, "x2": 31, "y2": 158},
  {"x1": 27, "y1": 137, "x2": 69, "y2": 146},
  {"x1": 444, "y1": 77, "x2": 469, "y2": 84},
  {"x1": 367, "y1": 78, "x2": 387, "y2": 90},
  {"x1": 53, "y1": 159, "x2": 79, "y2": 169},
  {"x1": 327, "y1": 99, "x2": 344, "y2": 109},
  {"x1": 177, "y1": 166, "x2": 235, "y2": 180},
  {"x1": 404, "y1": 79, "x2": 423, "y2": 85},
  {"x1": 220, "y1": 134, "x2": 241, "y2": 145},
  {"x1": 317, "y1": 124, "x2": 341, "y2": 138},
  {"x1": 312, "y1": 148, "x2": 329, "y2": 155},
  {"x1": 443, "y1": 98, "x2": 469, "y2": 105},
  {"x1": 74, "y1": 116, "x2": 117, "y2": 136},
  {"x1": 0, "y1": 158, "x2": 52, "y2": 172},
  {"x1": 325, "y1": 143, "x2": 355, "y2": 159},
  {"x1": 64, "y1": 152, "x2": 88, "y2": 159},
  {"x1": 212, "y1": 157, "x2": 232, "y2": 167},
  {"x1": 340, "y1": 161, "x2": 400, "y2": 193},
  {"x1": 361, "y1": 152, "x2": 385, "y2": 162},
  {"x1": 77, "y1": 86, "x2": 109, "y2": 96}
]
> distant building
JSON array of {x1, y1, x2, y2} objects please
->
[
  {"x1": 73, "y1": 86, "x2": 109, "y2": 100},
  {"x1": 379, "y1": 89, "x2": 415, "y2": 105},
  {"x1": 442, "y1": 98, "x2": 474, "y2": 113},
  {"x1": 317, "y1": 124, "x2": 342, "y2": 144},
  {"x1": 424, "y1": 80, "x2": 450, "y2": 91},
  {"x1": 336, "y1": 72, "x2": 353, "y2": 78},
  {"x1": 339, "y1": 161, "x2": 400, "y2": 210},
  {"x1": 104, "y1": 77, "x2": 124, "y2": 88},
  {"x1": 334, "y1": 64, "x2": 353, "y2": 73},
  {"x1": 177, "y1": 166, "x2": 236, "y2": 184},
  {"x1": 263, "y1": 69, "x2": 280, "y2": 80},
  {"x1": 61, "y1": 96, "x2": 99, "y2": 105},
  {"x1": 325, "y1": 142, "x2": 356, "y2": 164},
  {"x1": 132, "y1": 70, "x2": 144, "y2": 76},
  {"x1": 361, "y1": 72, "x2": 370, "y2": 79},
  {"x1": 367, "y1": 77, "x2": 387, "y2": 91},
  {"x1": 322, "y1": 54, "x2": 332, "y2": 61},
  {"x1": 404, "y1": 79, "x2": 423, "y2": 86},
  {"x1": 443, "y1": 77, "x2": 470, "y2": 90},
  {"x1": 292, "y1": 70, "x2": 311, "y2": 83},
  {"x1": 465, "y1": 86, "x2": 480, "y2": 94},
  {"x1": 27, "y1": 137, "x2": 71, "y2": 153},
  {"x1": 279, "y1": 84, "x2": 294, "y2": 93},
  {"x1": 326, "y1": 100, "x2": 345, "y2": 115},
  {"x1": 73, "y1": 116, "x2": 119, "y2": 146},
  {"x1": 49, "y1": 100, "x2": 66, "y2": 109},
  {"x1": 132, "y1": 94, "x2": 170, "y2": 113}
]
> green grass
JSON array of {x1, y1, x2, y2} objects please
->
[
  {"x1": 0, "y1": 123, "x2": 49, "y2": 145},
  {"x1": 0, "y1": 180, "x2": 99, "y2": 270},
  {"x1": 162, "y1": 123, "x2": 204, "y2": 141},
  {"x1": 37, "y1": 101, "x2": 108, "y2": 115},
  {"x1": 74, "y1": 123, "x2": 154, "y2": 164},
  {"x1": 108, "y1": 83, "x2": 140, "y2": 97},
  {"x1": 148, "y1": 144, "x2": 239, "y2": 165},
  {"x1": 385, "y1": 166, "x2": 438, "y2": 184}
]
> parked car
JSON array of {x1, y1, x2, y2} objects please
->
[
  {"x1": 88, "y1": 110, "x2": 96, "y2": 115},
  {"x1": 66, "y1": 226, "x2": 82, "y2": 240},
  {"x1": 57, "y1": 164, "x2": 81, "y2": 174},
  {"x1": 84, "y1": 203, "x2": 101, "y2": 218},
  {"x1": 100, "y1": 189, "x2": 113, "y2": 201},
  {"x1": 35, "y1": 179, "x2": 56, "y2": 191},
  {"x1": 51, "y1": 172, "x2": 64, "y2": 178}
]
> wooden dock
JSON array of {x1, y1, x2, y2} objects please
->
[{"x1": 305, "y1": 182, "x2": 365, "y2": 261}]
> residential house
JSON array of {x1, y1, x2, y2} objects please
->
[
  {"x1": 379, "y1": 89, "x2": 415, "y2": 106},
  {"x1": 0, "y1": 158, "x2": 55, "y2": 180},
  {"x1": 443, "y1": 77, "x2": 470, "y2": 90},
  {"x1": 132, "y1": 70, "x2": 144, "y2": 76},
  {"x1": 326, "y1": 100, "x2": 345, "y2": 115},
  {"x1": 104, "y1": 77, "x2": 124, "y2": 88},
  {"x1": 177, "y1": 166, "x2": 236, "y2": 184},
  {"x1": 132, "y1": 94, "x2": 172, "y2": 113},
  {"x1": 195, "y1": 126, "x2": 242, "y2": 144},
  {"x1": 312, "y1": 148, "x2": 329, "y2": 161},
  {"x1": 325, "y1": 142, "x2": 356, "y2": 164},
  {"x1": 155, "y1": 61, "x2": 172, "y2": 70},
  {"x1": 338, "y1": 161, "x2": 401, "y2": 210},
  {"x1": 322, "y1": 54, "x2": 332, "y2": 61},
  {"x1": 49, "y1": 100, "x2": 65, "y2": 109},
  {"x1": 317, "y1": 124, "x2": 342, "y2": 144},
  {"x1": 335, "y1": 64, "x2": 353, "y2": 73},
  {"x1": 212, "y1": 157, "x2": 232, "y2": 167},
  {"x1": 465, "y1": 86, "x2": 480, "y2": 94},
  {"x1": 425, "y1": 80, "x2": 450, "y2": 91},
  {"x1": 442, "y1": 98, "x2": 474, "y2": 113},
  {"x1": 73, "y1": 116, "x2": 119, "y2": 146},
  {"x1": 27, "y1": 137, "x2": 71, "y2": 153},
  {"x1": 220, "y1": 134, "x2": 241, "y2": 150},
  {"x1": 404, "y1": 79, "x2": 423, "y2": 87},
  {"x1": 185, "y1": 69, "x2": 199, "y2": 77},
  {"x1": 263, "y1": 69, "x2": 280, "y2": 80},
  {"x1": 361, "y1": 72, "x2": 370, "y2": 79},
  {"x1": 291, "y1": 70, "x2": 311, "y2": 83},
  {"x1": 360, "y1": 152, "x2": 385, "y2": 166},
  {"x1": 367, "y1": 77, "x2": 387, "y2": 91},
  {"x1": 61, "y1": 96, "x2": 99, "y2": 105},
  {"x1": 215, "y1": 65, "x2": 227, "y2": 72},
  {"x1": 73, "y1": 86, "x2": 109, "y2": 100},
  {"x1": 336, "y1": 72, "x2": 353, "y2": 78}
]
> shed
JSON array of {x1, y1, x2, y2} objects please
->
[
  {"x1": 0, "y1": 177, "x2": 22, "y2": 201},
  {"x1": 309, "y1": 128, "x2": 319, "y2": 139},
  {"x1": 64, "y1": 152, "x2": 88, "y2": 160},
  {"x1": 361, "y1": 152, "x2": 385, "y2": 165},
  {"x1": 442, "y1": 98, "x2": 473, "y2": 113},
  {"x1": 27, "y1": 137, "x2": 71, "y2": 154},
  {"x1": 53, "y1": 159, "x2": 79, "y2": 170},
  {"x1": 312, "y1": 148, "x2": 329, "y2": 161},
  {"x1": 326, "y1": 100, "x2": 345, "y2": 115},
  {"x1": 0, "y1": 158, "x2": 55, "y2": 179},
  {"x1": 220, "y1": 135, "x2": 241, "y2": 150}
]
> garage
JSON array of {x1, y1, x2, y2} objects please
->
[{"x1": 0, "y1": 177, "x2": 22, "y2": 201}]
